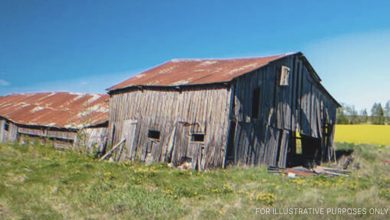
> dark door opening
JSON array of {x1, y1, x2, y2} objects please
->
[
  {"x1": 301, "y1": 135, "x2": 322, "y2": 167},
  {"x1": 287, "y1": 133, "x2": 321, "y2": 168},
  {"x1": 287, "y1": 132, "x2": 321, "y2": 167},
  {"x1": 225, "y1": 120, "x2": 236, "y2": 166}
]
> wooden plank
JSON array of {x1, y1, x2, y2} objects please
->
[
  {"x1": 120, "y1": 119, "x2": 137, "y2": 160},
  {"x1": 100, "y1": 138, "x2": 125, "y2": 161}
]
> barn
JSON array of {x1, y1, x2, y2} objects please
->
[
  {"x1": 107, "y1": 52, "x2": 340, "y2": 170},
  {"x1": 0, "y1": 92, "x2": 109, "y2": 151}
]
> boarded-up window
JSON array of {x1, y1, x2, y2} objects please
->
[
  {"x1": 148, "y1": 130, "x2": 160, "y2": 140},
  {"x1": 4, "y1": 122, "x2": 9, "y2": 131},
  {"x1": 252, "y1": 88, "x2": 260, "y2": 119},
  {"x1": 191, "y1": 133, "x2": 205, "y2": 142},
  {"x1": 280, "y1": 66, "x2": 290, "y2": 86}
]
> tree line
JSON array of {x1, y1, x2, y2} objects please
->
[{"x1": 336, "y1": 101, "x2": 390, "y2": 125}]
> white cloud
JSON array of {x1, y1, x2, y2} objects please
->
[
  {"x1": 303, "y1": 30, "x2": 390, "y2": 111},
  {"x1": 0, "y1": 79, "x2": 10, "y2": 86}
]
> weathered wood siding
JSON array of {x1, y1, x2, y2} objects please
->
[
  {"x1": 79, "y1": 127, "x2": 108, "y2": 151},
  {"x1": 0, "y1": 119, "x2": 5, "y2": 143},
  {"x1": 230, "y1": 54, "x2": 338, "y2": 167},
  {"x1": 17, "y1": 127, "x2": 77, "y2": 140},
  {"x1": 17, "y1": 126, "x2": 76, "y2": 148},
  {"x1": 108, "y1": 85, "x2": 231, "y2": 169},
  {"x1": 16, "y1": 125, "x2": 107, "y2": 151},
  {"x1": 0, "y1": 119, "x2": 18, "y2": 143}
]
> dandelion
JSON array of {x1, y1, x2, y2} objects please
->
[{"x1": 250, "y1": 192, "x2": 276, "y2": 205}]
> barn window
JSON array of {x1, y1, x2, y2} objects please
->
[
  {"x1": 280, "y1": 66, "x2": 290, "y2": 86},
  {"x1": 191, "y1": 133, "x2": 205, "y2": 142},
  {"x1": 148, "y1": 130, "x2": 160, "y2": 140},
  {"x1": 251, "y1": 88, "x2": 260, "y2": 119},
  {"x1": 4, "y1": 122, "x2": 9, "y2": 131}
]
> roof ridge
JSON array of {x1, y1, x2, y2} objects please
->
[
  {"x1": 1, "y1": 91, "x2": 107, "y2": 97},
  {"x1": 169, "y1": 52, "x2": 298, "y2": 62}
]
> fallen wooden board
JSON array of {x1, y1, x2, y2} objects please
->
[{"x1": 100, "y1": 138, "x2": 125, "y2": 161}]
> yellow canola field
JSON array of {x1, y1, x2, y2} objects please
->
[{"x1": 335, "y1": 125, "x2": 390, "y2": 146}]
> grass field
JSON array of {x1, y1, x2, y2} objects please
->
[
  {"x1": 335, "y1": 125, "x2": 390, "y2": 146},
  {"x1": 1, "y1": 142, "x2": 390, "y2": 219}
]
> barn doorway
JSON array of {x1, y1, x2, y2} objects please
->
[
  {"x1": 301, "y1": 135, "x2": 322, "y2": 167},
  {"x1": 286, "y1": 133, "x2": 321, "y2": 168},
  {"x1": 120, "y1": 119, "x2": 138, "y2": 160},
  {"x1": 225, "y1": 120, "x2": 236, "y2": 166},
  {"x1": 189, "y1": 133, "x2": 206, "y2": 170},
  {"x1": 171, "y1": 123, "x2": 206, "y2": 170},
  {"x1": 143, "y1": 129, "x2": 160, "y2": 163}
]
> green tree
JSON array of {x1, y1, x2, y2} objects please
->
[
  {"x1": 384, "y1": 101, "x2": 390, "y2": 124},
  {"x1": 371, "y1": 103, "x2": 385, "y2": 125},
  {"x1": 344, "y1": 105, "x2": 359, "y2": 124},
  {"x1": 360, "y1": 109, "x2": 368, "y2": 124},
  {"x1": 336, "y1": 104, "x2": 348, "y2": 124}
]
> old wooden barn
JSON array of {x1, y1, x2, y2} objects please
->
[
  {"x1": 107, "y1": 52, "x2": 340, "y2": 170},
  {"x1": 0, "y1": 92, "x2": 109, "y2": 150}
]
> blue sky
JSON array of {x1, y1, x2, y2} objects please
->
[{"x1": 1, "y1": 0, "x2": 389, "y2": 110}]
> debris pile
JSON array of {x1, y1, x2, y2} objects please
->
[{"x1": 268, "y1": 165, "x2": 351, "y2": 178}]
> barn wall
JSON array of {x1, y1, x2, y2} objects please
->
[
  {"x1": 0, "y1": 119, "x2": 5, "y2": 143},
  {"x1": 16, "y1": 125, "x2": 109, "y2": 151},
  {"x1": 18, "y1": 127, "x2": 77, "y2": 141},
  {"x1": 18, "y1": 134, "x2": 46, "y2": 145},
  {"x1": 0, "y1": 121, "x2": 108, "y2": 152},
  {"x1": 230, "y1": 54, "x2": 338, "y2": 168},
  {"x1": 18, "y1": 134, "x2": 73, "y2": 149},
  {"x1": 108, "y1": 85, "x2": 231, "y2": 169},
  {"x1": 77, "y1": 127, "x2": 108, "y2": 152},
  {"x1": 0, "y1": 119, "x2": 18, "y2": 143},
  {"x1": 17, "y1": 126, "x2": 77, "y2": 149},
  {"x1": 298, "y1": 58, "x2": 338, "y2": 162}
]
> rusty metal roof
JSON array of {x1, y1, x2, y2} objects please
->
[
  {"x1": 108, "y1": 53, "x2": 292, "y2": 91},
  {"x1": 0, "y1": 92, "x2": 109, "y2": 129}
]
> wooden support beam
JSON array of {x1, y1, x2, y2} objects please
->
[{"x1": 100, "y1": 138, "x2": 126, "y2": 161}]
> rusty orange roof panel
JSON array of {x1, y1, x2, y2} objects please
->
[
  {"x1": 109, "y1": 53, "x2": 292, "y2": 91},
  {"x1": 0, "y1": 92, "x2": 109, "y2": 129}
]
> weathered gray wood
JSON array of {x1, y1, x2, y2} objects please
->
[
  {"x1": 0, "y1": 120, "x2": 5, "y2": 143},
  {"x1": 120, "y1": 120, "x2": 137, "y2": 160},
  {"x1": 108, "y1": 86, "x2": 231, "y2": 168},
  {"x1": 100, "y1": 138, "x2": 125, "y2": 161},
  {"x1": 230, "y1": 54, "x2": 338, "y2": 168},
  {"x1": 81, "y1": 127, "x2": 107, "y2": 151}
]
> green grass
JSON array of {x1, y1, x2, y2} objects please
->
[{"x1": 1, "y1": 142, "x2": 390, "y2": 219}]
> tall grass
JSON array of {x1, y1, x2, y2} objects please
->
[{"x1": 0, "y1": 142, "x2": 389, "y2": 219}]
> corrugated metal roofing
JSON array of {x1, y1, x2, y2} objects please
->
[
  {"x1": 108, "y1": 53, "x2": 292, "y2": 91},
  {"x1": 0, "y1": 92, "x2": 109, "y2": 129}
]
